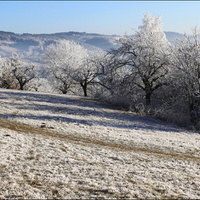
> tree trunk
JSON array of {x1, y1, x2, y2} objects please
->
[
  {"x1": 83, "y1": 86, "x2": 87, "y2": 97},
  {"x1": 81, "y1": 82, "x2": 88, "y2": 97},
  {"x1": 189, "y1": 96, "x2": 199, "y2": 125},
  {"x1": 19, "y1": 83, "x2": 24, "y2": 90},
  {"x1": 62, "y1": 90, "x2": 67, "y2": 94},
  {"x1": 143, "y1": 80, "x2": 152, "y2": 107},
  {"x1": 145, "y1": 91, "x2": 151, "y2": 106}
]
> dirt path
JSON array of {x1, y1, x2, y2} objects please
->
[{"x1": 0, "y1": 119, "x2": 199, "y2": 162}]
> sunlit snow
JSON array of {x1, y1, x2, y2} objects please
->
[{"x1": 0, "y1": 89, "x2": 199, "y2": 199}]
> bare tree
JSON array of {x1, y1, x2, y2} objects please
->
[
  {"x1": 0, "y1": 56, "x2": 17, "y2": 89},
  {"x1": 72, "y1": 62, "x2": 95, "y2": 96},
  {"x1": 0, "y1": 55, "x2": 36, "y2": 90},
  {"x1": 43, "y1": 40, "x2": 88, "y2": 94},
  {"x1": 103, "y1": 13, "x2": 170, "y2": 107},
  {"x1": 96, "y1": 53, "x2": 130, "y2": 94},
  {"x1": 71, "y1": 50, "x2": 106, "y2": 97},
  {"x1": 172, "y1": 27, "x2": 200, "y2": 125},
  {"x1": 9, "y1": 55, "x2": 36, "y2": 90}
]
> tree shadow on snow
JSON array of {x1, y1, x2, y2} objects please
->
[
  {"x1": 0, "y1": 113, "x2": 182, "y2": 133},
  {"x1": 0, "y1": 89, "x2": 183, "y2": 133}
]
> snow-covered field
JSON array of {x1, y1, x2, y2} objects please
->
[{"x1": 0, "y1": 88, "x2": 199, "y2": 199}]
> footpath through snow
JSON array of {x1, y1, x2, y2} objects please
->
[{"x1": 0, "y1": 89, "x2": 199, "y2": 199}]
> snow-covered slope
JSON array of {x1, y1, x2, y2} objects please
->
[{"x1": 0, "y1": 89, "x2": 199, "y2": 199}]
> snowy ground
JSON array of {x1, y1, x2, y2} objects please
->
[{"x1": 0, "y1": 88, "x2": 199, "y2": 199}]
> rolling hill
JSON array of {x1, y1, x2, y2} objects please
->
[
  {"x1": 0, "y1": 30, "x2": 183, "y2": 64},
  {"x1": 0, "y1": 88, "x2": 199, "y2": 199}
]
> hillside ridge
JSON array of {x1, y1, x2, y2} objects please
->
[{"x1": 0, "y1": 88, "x2": 200, "y2": 199}]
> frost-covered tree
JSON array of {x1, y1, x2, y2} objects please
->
[
  {"x1": 72, "y1": 59, "x2": 95, "y2": 96},
  {"x1": 25, "y1": 78, "x2": 56, "y2": 93},
  {"x1": 0, "y1": 54, "x2": 36, "y2": 90},
  {"x1": 95, "y1": 53, "x2": 130, "y2": 94},
  {"x1": 72, "y1": 49, "x2": 106, "y2": 96},
  {"x1": 43, "y1": 40, "x2": 88, "y2": 94},
  {"x1": 110, "y1": 13, "x2": 170, "y2": 106},
  {"x1": 0, "y1": 56, "x2": 17, "y2": 89},
  {"x1": 172, "y1": 27, "x2": 200, "y2": 125},
  {"x1": 9, "y1": 54, "x2": 36, "y2": 90}
]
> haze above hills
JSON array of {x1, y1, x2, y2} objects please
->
[{"x1": 0, "y1": 30, "x2": 184, "y2": 64}]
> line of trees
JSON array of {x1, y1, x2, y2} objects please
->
[
  {"x1": 97, "y1": 13, "x2": 200, "y2": 129},
  {"x1": 0, "y1": 13, "x2": 200, "y2": 129}
]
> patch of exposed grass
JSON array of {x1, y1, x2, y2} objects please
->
[
  {"x1": 60, "y1": 146, "x2": 68, "y2": 152},
  {"x1": 0, "y1": 164, "x2": 6, "y2": 173},
  {"x1": 20, "y1": 173, "x2": 63, "y2": 197},
  {"x1": 26, "y1": 178, "x2": 43, "y2": 189},
  {"x1": 78, "y1": 186, "x2": 130, "y2": 199}
]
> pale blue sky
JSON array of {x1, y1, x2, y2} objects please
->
[{"x1": 0, "y1": 1, "x2": 200, "y2": 35}]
